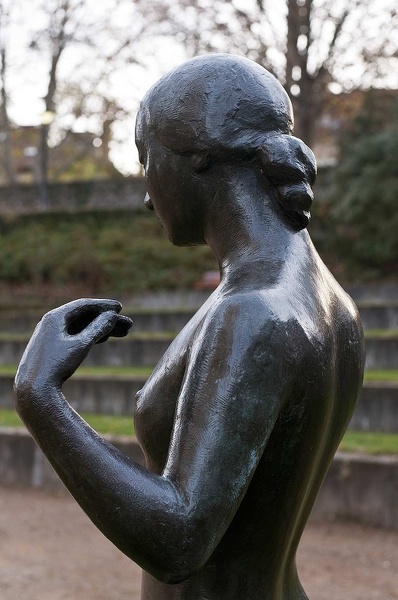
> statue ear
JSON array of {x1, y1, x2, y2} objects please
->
[{"x1": 190, "y1": 153, "x2": 212, "y2": 173}]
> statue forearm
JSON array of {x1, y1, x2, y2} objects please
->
[
  {"x1": 14, "y1": 382, "x2": 200, "y2": 583},
  {"x1": 12, "y1": 299, "x2": 208, "y2": 582}
]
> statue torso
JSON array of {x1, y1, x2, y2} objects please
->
[{"x1": 134, "y1": 258, "x2": 364, "y2": 600}]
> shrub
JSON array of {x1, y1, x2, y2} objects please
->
[
  {"x1": 330, "y1": 127, "x2": 398, "y2": 278},
  {"x1": 0, "y1": 209, "x2": 217, "y2": 294}
]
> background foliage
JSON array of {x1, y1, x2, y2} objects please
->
[
  {"x1": 0, "y1": 210, "x2": 217, "y2": 296},
  {"x1": 310, "y1": 93, "x2": 398, "y2": 280}
]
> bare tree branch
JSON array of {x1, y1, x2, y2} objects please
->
[{"x1": 0, "y1": 2, "x2": 15, "y2": 183}]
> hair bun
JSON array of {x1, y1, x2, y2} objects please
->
[{"x1": 257, "y1": 134, "x2": 316, "y2": 230}]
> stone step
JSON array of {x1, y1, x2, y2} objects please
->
[
  {"x1": 0, "y1": 309, "x2": 195, "y2": 335},
  {"x1": 0, "y1": 333, "x2": 396, "y2": 369},
  {"x1": 365, "y1": 336, "x2": 398, "y2": 369},
  {"x1": 0, "y1": 335, "x2": 173, "y2": 368},
  {"x1": 0, "y1": 373, "x2": 143, "y2": 416},
  {"x1": 349, "y1": 382, "x2": 398, "y2": 433},
  {"x1": 0, "y1": 303, "x2": 397, "y2": 334},
  {"x1": 358, "y1": 304, "x2": 398, "y2": 329},
  {"x1": 2, "y1": 374, "x2": 398, "y2": 433}
]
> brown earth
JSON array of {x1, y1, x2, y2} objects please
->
[{"x1": 0, "y1": 487, "x2": 397, "y2": 600}]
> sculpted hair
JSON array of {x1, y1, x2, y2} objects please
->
[
  {"x1": 136, "y1": 54, "x2": 317, "y2": 230},
  {"x1": 256, "y1": 133, "x2": 316, "y2": 230}
]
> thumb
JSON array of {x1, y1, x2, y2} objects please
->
[{"x1": 78, "y1": 310, "x2": 119, "y2": 346}]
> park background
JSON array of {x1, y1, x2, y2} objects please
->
[{"x1": 0, "y1": 1, "x2": 397, "y2": 598}]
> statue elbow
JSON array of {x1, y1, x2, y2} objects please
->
[
  {"x1": 150, "y1": 520, "x2": 215, "y2": 584},
  {"x1": 156, "y1": 553, "x2": 209, "y2": 585}
]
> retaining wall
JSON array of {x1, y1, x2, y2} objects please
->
[
  {"x1": 0, "y1": 428, "x2": 396, "y2": 530},
  {"x1": 0, "y1": 428, "x2": 144, "y2": 490},
  {"x1": 311, "y1": 452, "x2": 398, "y2": 529}
]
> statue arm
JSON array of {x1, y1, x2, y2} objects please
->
[{"x1": 14, "y1": 297, "x2": 286, "y2": 584}]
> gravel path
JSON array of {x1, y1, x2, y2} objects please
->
[{"x1": 0, "y1": 487, "x2": 397, "y2": 600}]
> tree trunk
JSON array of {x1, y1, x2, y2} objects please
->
[
  {"x1": 0, "y1": 44, "x2": 15, "y2": 183},
  {"x1": 39, "y1": 45, "x2": 63, "y2": 206},
  {"x1": 285, "y1": 0, "x2": 318, "y2": 147}
]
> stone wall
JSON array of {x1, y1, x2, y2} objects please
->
[
  {"x1": 0, "y1": 167, "x2": 332, "y2": 215},
  {"x1": 1, "y1": 428, "x2": 397, "y2": 530},
  {"x1": 0, "y1": 178, "x2": 147, "y2": 214}
]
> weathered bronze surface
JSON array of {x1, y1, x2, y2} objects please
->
[{"x1": 14, "y1": 54, "x2": 365, "y2": 599}]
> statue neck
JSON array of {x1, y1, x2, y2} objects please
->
[{"x1": 203, "y1": 165, "x2": 309, "y2": 282}]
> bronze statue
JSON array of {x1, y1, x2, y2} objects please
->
[{"x1": 14, "y1": 54, "x2": 365, "y2": 599}]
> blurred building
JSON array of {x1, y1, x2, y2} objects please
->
[
  {"x1": 0, "y1": 87, "x2": 395, "y2": 184},
  {"x1": 0, "y1": 126, "x2": 122, "y2": 186}
]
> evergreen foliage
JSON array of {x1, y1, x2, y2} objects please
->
[
  {"x1": 0, "y1": 210, "x2": 217, "y2": 295},
  {"x1": 315, "y1": 94, "x2": 398, "y2": 280}
]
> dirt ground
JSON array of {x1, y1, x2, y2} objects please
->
[{"x1": 0, "y1": 487, "x2": 397, "y2": 600}]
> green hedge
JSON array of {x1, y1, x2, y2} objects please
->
[{"x1": 0, "y1": 210, "x2": 217, "y2": 294}]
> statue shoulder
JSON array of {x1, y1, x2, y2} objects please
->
[{"x1": 198, "y1": 290, "x2": 299, "y2": 346}]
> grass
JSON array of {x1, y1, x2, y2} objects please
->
[
  {"x1": 76, "y1": 366, "x2": 152, "y2": 377},
  {"x1": 2, "y1": 365, "x2": 398, "y2": 381},
  {"x1": 0, "y1": 408, "x2": 134, "y2": 436},
  {"x1": 0, "y1": 333, "x2": 30, "y2": 342},
  {"x1": 5, "y1": 329, "x2": 396, "y2": 342},
  {"x1": 1, "y1": 408, "x2": 397, "y2": 454},
  {"x1": 124, "y1": 306, "x2": 196, "y2": 315},
  {"x1": 365, "y1": 329, "x2": 398, "y2": 338},
  {"x1": 364, "y1": 369, "x2": 398, "y2": 382},
  {"x1": 0, "y1": 364, "x2": 153, "y2": 378},
  {"x1": 0, "y1": 331, "x2": 176, "y2": 342},
  {"x1": 339, "y1": 431, "x2": 398, "y2": 455}
]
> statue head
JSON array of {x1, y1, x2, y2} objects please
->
[{"x1": 136, "y1": 54, "x2": 316, "y2": 230}]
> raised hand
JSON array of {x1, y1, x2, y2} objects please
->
[{"x1": 14, "y1": 299, "x2": 132, "y2": 397}]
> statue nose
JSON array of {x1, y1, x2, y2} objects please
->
[{"x1": 144, "y1": 193, "x2": 154, "y2": 211}]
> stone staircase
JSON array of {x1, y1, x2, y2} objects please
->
[
  {"x1": 0, "y1": 301, "x2": 397, "y2": 431},
  {"x1": 1, "y1": 297, "x2": 397, "y2": 529}
]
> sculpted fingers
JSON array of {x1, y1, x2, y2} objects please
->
[
  {"x1": 109, "y1": 315, "x2": 133, "y2": 337},
  {"x1": 77, "y1": 310, "x2": 122, "y2": 346},
  {"x1": 63, "y1": 300, "x2": 132, "y2": 346},
  {"x1": 15, "y1": 299, "x2": 131, "y2": 395},
  {"x1": 62, "y1": 298, "x2": 122, "y2": 316},
  {"x1": 95, "y1": 315, "x2": 133, "y2": 344},
  {"x1": 63, "y1": 299, "x2": 121, "y2": 335},
  {"x1": 39, "y1": 299, "x2": 122, "y2": 338}
]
